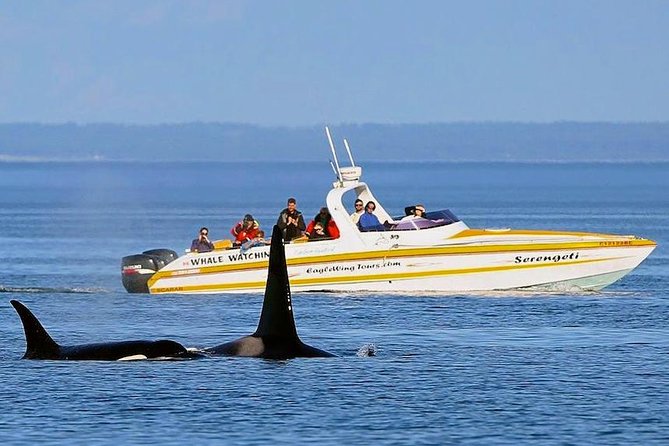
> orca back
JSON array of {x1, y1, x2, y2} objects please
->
[
  {"x1": 58, "y1": 339, "x2": 196, "y2": 361},
  {"x1": 10, "y1": 300, "x2": 201, "y2": 361}
]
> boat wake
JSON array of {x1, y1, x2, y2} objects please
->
[{"x1": 0, "y1": 285, "x2": 107, "y2": 294}]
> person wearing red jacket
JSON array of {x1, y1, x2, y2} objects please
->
[
  {"x1": 305, "y1": 207, "x2": 340, "y2": 240},
  {"x1": 231, "y1": 214, "x2": 260, "y2": 245}
]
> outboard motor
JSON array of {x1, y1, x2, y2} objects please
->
[
  {"x1": 142, "y1": 249, "x2": 178, "y2": 269},
  {"x1": 121, "y1": 249, "x2": 178, "y2": 293}
]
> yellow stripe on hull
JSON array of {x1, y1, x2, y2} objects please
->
[
  {"x1": 148, "y1": 238, "x2": 655, "y2": 288},
  {"x1": 150, "y1": 255, "x2": 618, "y2": 294},
  {"x1": 449, "y1": 228, "x2": 631, "y2": 239}
]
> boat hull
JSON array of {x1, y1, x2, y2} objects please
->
[{"x1": 145, "y1": 239, "x2": 655, "y2": 294}]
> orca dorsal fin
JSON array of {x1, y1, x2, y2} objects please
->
[
  {"x1": 10, "y1": 300, "x2": 60, "y2": 359},
  {"x1": 253, "y1": 225, "x2": 299, "y2": 340}
]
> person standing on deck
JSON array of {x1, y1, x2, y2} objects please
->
[{"x1": 276, "y1": 197, "x2": 306, "y2": 241}]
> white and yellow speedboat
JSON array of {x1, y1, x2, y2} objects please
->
[{"x1": 121, "y1": 132, "x2": 656, "y2": 295}]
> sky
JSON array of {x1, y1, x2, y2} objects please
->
[{"x1": 0, "y1": 0, "x2": 667, "y2": 125}]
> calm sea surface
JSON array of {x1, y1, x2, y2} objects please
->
[{"x1": 0, "y1": 161, "x2": 668, "y2": 445}]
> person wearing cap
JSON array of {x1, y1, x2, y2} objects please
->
[
  {"x1": 231, "y1": 214, "x2": 260, "y2": 245},
  {"x1": 350, "y1": 198, "x2": 365, "y2": 224},
  {"x1": 277, "y1": 197, "x2": 306, "y2": 241}
]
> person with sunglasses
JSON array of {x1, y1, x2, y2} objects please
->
[
  {"x1": 306, "y1": 207, "x2": 340, "y2": 240},
  {"x1": 190, "y1": 227, "x2": 215, "y2": 253},
  {"x1": 350, "y1": 198, "x2": 365, "y2": 224}
]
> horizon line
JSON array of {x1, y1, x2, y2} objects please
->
[
  {"x1": 2, "y1": 156, "x2": 669, "y2": 165},
  {"x1": 2, "y1": 120, "x2": 669, "y2": 127}
]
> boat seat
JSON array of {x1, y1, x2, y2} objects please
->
[{"x1": 213, "y1": 239, "x2": 233, "y2": 250}]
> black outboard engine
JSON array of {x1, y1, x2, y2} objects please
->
[
  {"x1": 121, "y1": 249, "x2": 178, "y2": 293},
  {"x1": 142, "y1": 249, "x2": 178, "y2": 269}
]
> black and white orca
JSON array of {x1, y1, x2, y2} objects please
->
[
  {"x1": 10, "y1": 300, "x2": 201, "y2": 361},
  {"x1": 206, "y1": 225, "x2": 336, "y2": 359}
]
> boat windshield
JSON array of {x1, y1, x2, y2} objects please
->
[{"x1": 392, "y1": 209, "x2": 460, "y2": 231}]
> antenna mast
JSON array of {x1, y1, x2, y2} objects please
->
[
  {"x1": 325, "y1": 126, "x2": 342, "y2": 183},
  {"x1": 343, "y1": 138, "x2": 355, "y2": 167}
]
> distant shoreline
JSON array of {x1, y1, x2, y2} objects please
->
[
  {"x1": 2, "y1": 157, "x2": 669, "y2": 165},
  {"x1": 2, "y1": 122, "x2": 668, "y2": 162}
]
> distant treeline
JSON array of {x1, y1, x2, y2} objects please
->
[{"x1": 1, "y1": 122, "x2": 668, "y2": 162}]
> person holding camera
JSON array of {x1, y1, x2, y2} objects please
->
[
  {"x1": 190, "y1": 227, "x2": 215, "y2": 253},
  {"x1": 231, "y1": 214, "x2": 260, "y2": 246},
  {"x1": 276, "y1": 197, "x2": 306, "y2": 241}
]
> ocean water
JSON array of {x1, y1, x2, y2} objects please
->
[{"x1": 0, "y1": 161, "x2": 668, "y2": 445}]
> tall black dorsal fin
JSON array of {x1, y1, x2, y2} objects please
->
[
  {"x1": 253, "y1": 225, "x2": 299, "y2": 340},
  {"x1": 10, "y1": 300, "x2": 60, "y2": 359}
]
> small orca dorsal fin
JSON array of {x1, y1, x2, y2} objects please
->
[
  {"x1": 253, "y1": 225, "x2": 299, "y2": 340},
  {"x1": 10, "y1": 300, "x2": 60, "y2": 359}
]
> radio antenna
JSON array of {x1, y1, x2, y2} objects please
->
[
  {"x1": 325, "y1": 126, "x2": 342, "y2": 183},
  {"x1": 343, "y1": 138, "x2": 355, "y2": 167}
]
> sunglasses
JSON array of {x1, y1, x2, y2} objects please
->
[
  {"x1": 201, "y1": 232, "x2": 208, "y2": 235},
  {"x1": 355, "y1": 203, "x2": 363, "y2": 207}
]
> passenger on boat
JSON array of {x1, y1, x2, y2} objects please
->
[
  {"x1": 277, "y1": 197, "x2": 306, "y2": 241},
  {"x1": 231, "y1": 214, "x2": 260, "y2": 245},
  {"x1": 254, "y1": 229, "x2": 269, "y2": 244},
  {"x1": 191, "y1": 227, "x2": 215, "y2": 253},
  {"x1": 240, "y1": 230, "x2": 270, "y2": 252},
  {"x1": 307, "y1": 222, "x2": 329, "y2": 240},
  {"x1": 306, "y1": 207, "x2": 340, "y2": 240},
  {"x1": 358, "y1": 201, "x2": 386, "y2": 232},
  {"x1": 401, "y1": 204, "x2": 426, "y2": 220},
  {"x1": 350, "y1": 199, "x2": 364, "y2": 224}
]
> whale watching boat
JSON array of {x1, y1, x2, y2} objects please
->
[{"x1": 121, "y1": 129, "x2": 656, "y2": 294}]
